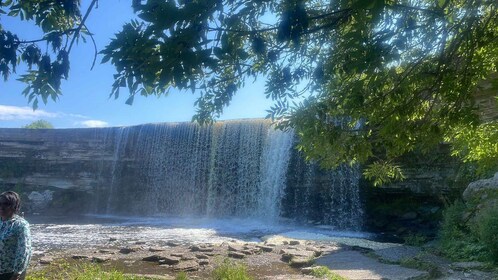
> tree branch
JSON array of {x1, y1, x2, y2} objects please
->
[
  {"x1": 83, "y1": 23, "x2": 98, "y2": 70},
  {"x1": 68, "y1": 0, "x2": 98, "y2": 54}
]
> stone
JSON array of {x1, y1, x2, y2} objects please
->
[
  {"x1": 257, "y1": 245, "x2": 274, "y2": 252},
  {"x1": 72, "y1": 255, "x2": 89, "y2": 260},
  {"x1": 123, "y1": 274, "x2": 173, "y2": 280},
  {"x1": 301, "y1": 267, "x2": 314, "y2": 275},
  {"x1": 159, "y1": 256, "x2": 181, "y2": 265},
  {"x1": 198, "y1": 247, "x2": 214, "y2": 252},
  {"x1": 280, "y1": 249, "x2": 314, "y2": 258},
  {"x1": 92, "y1": 256, "x2": 111, "y2": 263},
  {"x1": 39, "y1": 257, "x2": 53, "y2": 265},
  {"x1": 451, "y1": 261, "x2": 486, "y2": 271},
  {"x1": 109, "y1": 237, "x2": 117, "y2": 242},
  {"x1": 195, "y1": 254, "x2": 209, "y2": 259},
  {"x1": 166, "y1": 241, "x2": 180, "y2": 247},
  {"x1": 98, "y1": 249, "x2": 115, "y2": 254},
  {"x1": 119, "y1": 247, "x2": 138, "y2": 254},
  {"x1": 463, "y1": 172, "x2": 498, "y2": 202},
  {"x1": 171, "y1": 253, "x2": 183, "y2": 258},
  {"x1": 289, "y1": 240, "x2": 300, "y2": 246},
  {"x1": 142, "y1": 255, "x2": 164, "y2": 262},
  {"x1": 135, "y1": 241, "x2": 147, "y2": 245},
  {"x1": 228, "y1": 244, "x2": 244, "y2": 252},
  {"x1": 198, "y1": 259, "x2": 210, "y2": 266},
  {"x1": 190, "y1": 245, "x2": 200, "y2": 252},
  {"x1": 289, "y1": 256, "x2": 313, "y2": 268},
  {"x1": 281, "y1": 249, "x2": 316, "y2": 264},
  {"x1": 242, "y1": 250, "x2": 254, "y2": 255},
  {"x1": 181, "y1": 254, "x2": 196, "y2": 261},
  {"x1": 228, "y1": 251, "x2": 246, "y2": 259},
  {"x1": 174, "y1": 260, "x2": 200, "y2": 272},
  {"x1": 149, "y1": 247, "x2": 166, "y2": 252},
  {"x1": 305, "y1": 247, "x2": 322, "y2": 257}
]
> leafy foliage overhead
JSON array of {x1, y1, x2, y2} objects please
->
[{"x1": 2, "y1": 0, "x2": 498, "y2": 182}]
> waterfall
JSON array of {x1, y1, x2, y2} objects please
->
[{"x1": 98, "y1": 120, "x2": 363, "y2": 230}]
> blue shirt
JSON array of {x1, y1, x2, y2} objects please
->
[{"x1": 0, "y1": 215, "x2": 32, "y2": 274}]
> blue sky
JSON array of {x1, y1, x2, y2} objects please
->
[{"x1": 0, "y1": 0, "x2": 274, "y2": 128}]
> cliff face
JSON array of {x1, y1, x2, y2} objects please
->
[
  {"x1": 0, "y1": 128, "x2": 115, "y2": 213},
  {"x1": 0, "y1": 124, "x2": 461, "y2": 236}
]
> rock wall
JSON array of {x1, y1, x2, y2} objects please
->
[{"x1": 0, "y1": 128, "x2": 113, "y2": 214}]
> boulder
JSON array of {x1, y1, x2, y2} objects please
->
[
  {"x1": 98, "y1": 249, "x2": 115, "y2": 254},
  {"x1": 289, "y1": 257, "x2": 314, "y2": 268},
  {"x1": 228, "y1": 251, "x2": 246, "y2": 259},
  {"x1": 174, "y1": 260, "x2": 200, "y2": 272},
  {"x1": 463, "y1": 172, "x2": 498, "y2": 202},
  {"x1": 149, "y1": 247, "x2": 166, "y2": 252},
  {"x1": 195, "y1": 254, "x2": 209, "y2": 259},
  {"x1": 142, "y1": 255, "x2": 164, "y2": 262},
  {"x1": 39, "y1": 257, "x2": 53, "y2": 265},
  {"x1": 289, "y1": 240, "x2": 300, "y2": 246},
  {"x1": 166, "y1": 241, "x2": 180, "y2": 247},
  {"x1": 301, "y1": 267, "x2": 314, "y2": 275},
  {"x1": 159, "y1": 256, "x2": 181, "y2": 265},
  {"x1": 72, "y1": 255, "x2": 89, "y2": 260},
  {"x1": 198, "y1": 259, "x2": 210, "y2": 266},
  {"x1": 281, "y1": 249, "x2": 315, "y2": 263},
  {"x1": 119, "y1": 247, "x2": 140, "y2": 254},
  {"x1": 228, "y1": 244, "x2": 244, "y2": 252},
  {"x1": 92, "y1": 256, "x2": 111, "y2": 263},
  {"x1": 257, "y1": 245, "x2": 274, "y2": 252},
  {"x1": 305, "y1": 247, "x2": 322, "y2": 257}
]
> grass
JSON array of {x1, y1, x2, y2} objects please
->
[
  {"x1": 175, "y1": 272, "x2": 189, "y2": 280},
  {"x1": 27, "y1": 258, "x2": 254, "y2": 280},
  {"x1": 211, "y1": 259, "x2": 253, "y2": 280},
  {"x1": 403, "y1": 233, "x2": 428, "y2": 247},
  {"x1": 309, "y1": 266, "x2": 348, "y2": 280},
  {"x1": 399, "y1": 257, "x2": 442, "y2": 279},
  {"x1": 26, "y1": 262, "x2": 153, "y2": 280}
]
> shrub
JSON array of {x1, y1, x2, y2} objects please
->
[
  {"x1": 212, "y1": 259, "x2": 252, "y2": 280},
  {"x1": 439, "y1": 201, "x2": 489, "y2": 262},
  {"x1": 175, "y1": 272, "x2": 189, "y2": 280},
  {"x1": 403, "y1": 233, "x2": 427, "y2": 246},
  {"x1": 475, "y1": 204, "x2": 498, "y2": 263}
]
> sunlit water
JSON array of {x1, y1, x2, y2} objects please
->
[{"x1": 29, "y1": 215, "x2": 371, "y2": 253}]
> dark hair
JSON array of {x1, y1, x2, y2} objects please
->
[{"x1": 0, "y1": 191, "x2": 21, "y2": 213}]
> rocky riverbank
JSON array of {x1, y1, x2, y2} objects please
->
[{"x1": 29, "y1": 235, "x2": 497, "y2": 280}]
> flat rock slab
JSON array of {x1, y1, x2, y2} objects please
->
[
  {"x1": 373, "y1": 245, "x2": 422, "y2": 263},
  {"x1": 315, "y1": 250, "x2": 428, "y2": 280},
  {"x1": 123, "y1": 274, "x2": 173, "y2": 280},
  {"x1": 262, "y1": 275, "x2": 317, "y2": 280}
]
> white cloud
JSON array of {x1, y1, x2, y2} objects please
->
[
  {"x1": 0, "y1": 105, "x2": 58, "y2": 120},
  {"x1": 80, "y1": 120, "x2": 109, "y2": 128}
]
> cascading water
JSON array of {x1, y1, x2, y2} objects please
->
[{"x1": 96, "y1": 119, "x2": 363, "y2": 230}]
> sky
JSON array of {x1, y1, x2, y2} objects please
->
[{"x1": 0, "y1": 0, "x2": 274, "y2": 128}]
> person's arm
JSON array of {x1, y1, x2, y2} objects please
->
[{"x1": 11, "y1": 221, "x2": 32, "y2": 278}]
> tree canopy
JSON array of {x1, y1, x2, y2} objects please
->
[
  {"x1": 22, "y1": 119, "x2": 54, "y2": 129},
  {"x1": 1, "y1": 0, "x2": 497, "y2": 183}
]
